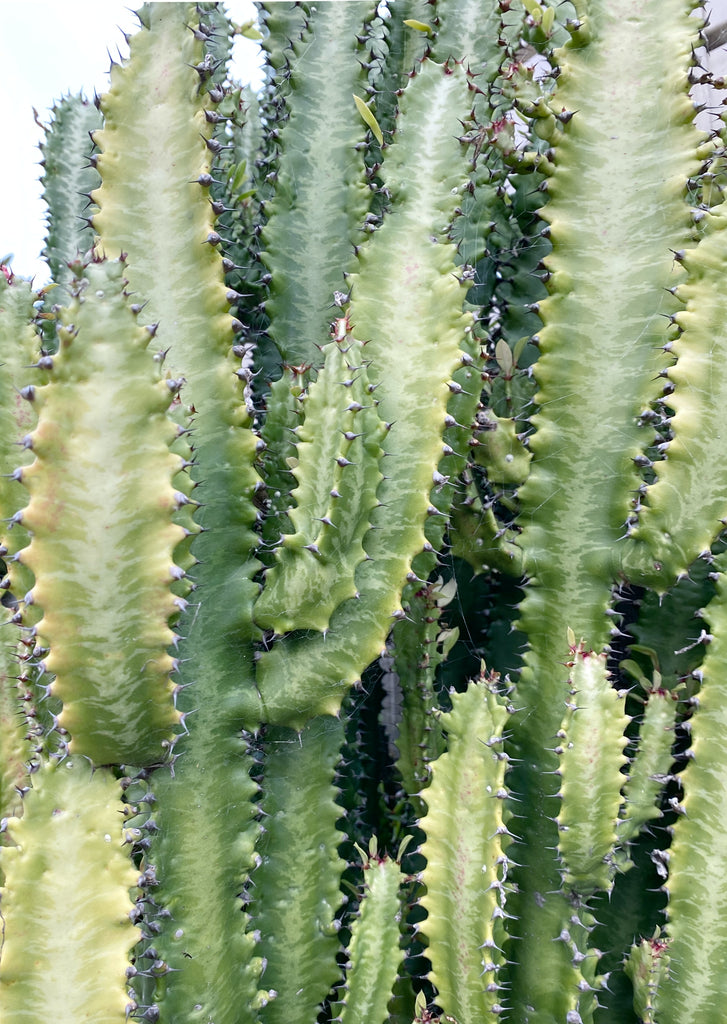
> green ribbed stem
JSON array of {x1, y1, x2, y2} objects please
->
[
  {"x1": 659, "y1": 552, "x2": 727, "y2": 1023},
  {"x1": 0, "y1": 275, "x2": 41, "y2": 819},
  {"x1": 143, "y1": 734, "x2": 265, "y2": 1024},
  {"x1": 626, "y1": 932, "x2": 670, "y2": 1024},
  {"x1": 626, "y1": 195, "x2": 727, "y2": 583},
  {"x1": 40, "y1": 95, "x2": 101, "y2": 306},
  {"x1": 90, "y1": 8, "x2": 265, "y2": 1017},
  {"x1": 618, "y1": 689, "x2": 679, "y2": 846},
  {"x1": 16, "y1": 259, "x2": 187, "y2": 766},
  {"x1": 0, "y1": 760, "x2": 137, "y2": 1023},
  {"x1": 260, "y1": 1, "x2": 375, "y2": 366},
  {"x1": 419, "y1": 677, "x2": 511, "y2": 1021},
  {"x1": 254, "y1": 330, "x2": 387, "y2": 634},
  {"x1": 555, "y1": 643, "x2": 628, "y2": 894},
  {"x1": 255, "y1": 716, "x2": 345, "y2": 1024},
  {"x1": 388, "y1": 578, "x2": 454, "y2": 806},
  {"x1": 509, "y1": 2, "x2": 703, "y2": 1019},
  {"x1": 338, "y1": 851, "x2": 404, "y2": 1024},
  {"x1": 250, "y1": 58, "x2": 474, "y2": 727}
]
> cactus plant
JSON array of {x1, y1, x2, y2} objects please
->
[{"x1": 3, "y1": 1, "x2": 727, "y2": 1022}]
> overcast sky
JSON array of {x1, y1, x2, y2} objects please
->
[{"x1": 0, "y1": 1, "x2": 263, "y2": 284}]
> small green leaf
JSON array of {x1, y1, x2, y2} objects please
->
[
  {"x1": 403, "y1": 19, "x2": 433, "y2": 36},
  {"x1": 419, "y1": 677, "x2": 512, "y2": 1020},
  {"x1": 512, "y1": 334, "x2": 529, "y2": 366},
  {"x1": 433, "y1": 575, "x2": 457, "y2": 607},
  {"x1": 495, "y1": 338, "x2": 513, "y2": 376},
  {"x1": 438, "y1": 626, "x2": 459, "y2": 660},
  {"x1": 619, "y1": 658, "x2": 652, "y2": 690},
  {"x1": 353, "y1": 93, "x2": 384, "y2": 146},
  {"x1": 230, "y1": 161, "x2": 248, "y2": 194},
  {"x1": 235, "y1": 19, "x2": 263, "y2": 41},
  {"x1": 521, "y1": 0, "x2": 543, "y2": 22}
]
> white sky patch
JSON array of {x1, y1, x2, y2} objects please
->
[{"x1": 0, "y1": 1, "x2": 263, "y2": 284}]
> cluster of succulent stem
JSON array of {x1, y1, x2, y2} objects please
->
[{"x1": 2, "y1": 2, "x2": 727, "y2": 1023}]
